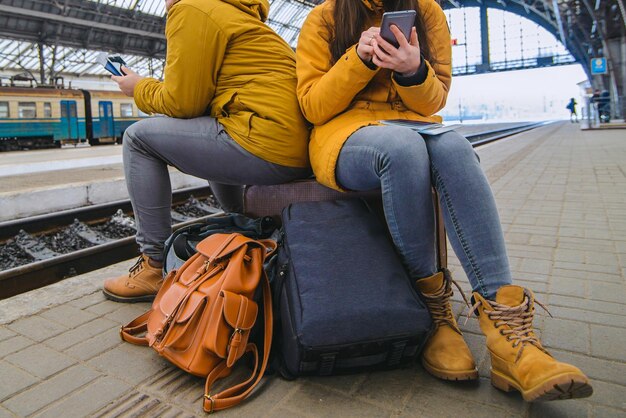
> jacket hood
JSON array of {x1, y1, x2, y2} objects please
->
[
  {"x1": 360, "y1": 0, "x2": 384, "y2": 12},
  {"x1": 221, "y1": 0, "x2": 269, "y2": 22}
]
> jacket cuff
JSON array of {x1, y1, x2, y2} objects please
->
[
  {"x1": 393, "y1": 56, "x2": 428, "y2": 86},
  {"x1": 346, "y1": 45, "x2": 379, "y2": 73},
  {"x1": 133, "y1": 77, "x2": 159, "y2": 114},
  {"x1": 357, "y1": 53, "x2": 378, "y2": 71}
]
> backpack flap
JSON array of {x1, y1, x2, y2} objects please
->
[
  {"x1": 175, "y1": 291, "x2": 208, "y2": 324},
  {"x1": 147, "y1": 281, "x2": 189, "y2": 345},
  {"x1": 196, "y1": 233, "x2": 253, "y2": 263},
  {"x1": 223, "y1": 290, "x2": 258, "y2": 367},
  {"x1": 204, "y1": 289, "x2": 258, "y2": 367}
]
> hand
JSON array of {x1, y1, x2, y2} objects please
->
[
  {"x1": 111, "y1": 66, "x2": 144, "y2": 97},
  {"x1": 372, "y1": 26, "x2": 421, "y2": 76},
  {"x1": 356, "y1": 27, "x2": 381, "y2": 63}
]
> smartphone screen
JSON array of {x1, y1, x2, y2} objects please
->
[
  {"x1": 380, "y1": 10, "x2": 417, "y2": 48},
  {"x1": 96, "y1": 52, "x2": 127, "y2": 76},
  {"x1": 108, "y1": 56, "x2": 127, "y2": 76}
]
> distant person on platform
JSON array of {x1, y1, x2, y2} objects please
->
[
  {"x1": 593, "y1": 90, "x2": 611, "y2": 123},
  {"x1": 566, "y1": 97, "x2": 578, "y2": 122},
  {"x1": 104, "y1": 0, "x2": 310, "y2": 302}
]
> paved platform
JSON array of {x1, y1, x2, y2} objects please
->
[
  {"x1": 0, "y1": 145, "x2": 206, "y2": 222},
  {"x1": 1, "y1": 121, "x2": 625, "y2": 417}
]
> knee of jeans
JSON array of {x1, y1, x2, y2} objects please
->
[
  {"x1": 380, "y1": 129, "x2": 428, "y2": 169},
  {"x1": 429, "y1": 131, "x2": 477, "y2": 164},
  {"x1": 122, "y1": 119, "x2": 149, "y2": 151}
]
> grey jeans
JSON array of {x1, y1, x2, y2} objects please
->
[{"x1": 123, "y1": 116, "x2": 311, "y2": 261}]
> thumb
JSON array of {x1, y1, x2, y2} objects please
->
[{"x1": 121, "y1": 66, "x2": 134, "y2": 76}]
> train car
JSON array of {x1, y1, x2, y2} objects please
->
[{"x1": 0, "y1": 86, "x2": 144, "y2": 151}]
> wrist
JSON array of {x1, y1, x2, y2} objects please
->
[
  {"x1": 401, "y1": 59, "x2": 422, "y2": 77},
  {"x1": 400, "y1": 69, "x2": 418, "y2": 77}
]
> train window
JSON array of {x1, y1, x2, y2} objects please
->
[
  {"x1": 18, "y1": 102, "x2": 37, "y2": 118},
  {"x1": 120, "y1": 103, "x2": 133, "y2": 117},
  {"x1": 0, "y1": 102, "x2": 8, "y2": 118},
  {"x1": 44, "y1": 102, "x2": 52, "y2": 118}
]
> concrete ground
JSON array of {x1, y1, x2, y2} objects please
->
[{"x1": 0, "y1": 121, "x2": 624, "y2": 417}]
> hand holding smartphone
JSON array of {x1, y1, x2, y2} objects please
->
[
  {"x1": 379, "y1": 10, "x2": 416, "y2": 48},
  {"x1": 97, "y1": 52, "x2": 128, "y2": 76}
]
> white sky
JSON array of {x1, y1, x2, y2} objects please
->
[
  {"x1": 440, "y1": 8, "x2": 588, "y2": 121},
  {"x1": 448, "y1": 64, "x2": 587, "y2": 106}
]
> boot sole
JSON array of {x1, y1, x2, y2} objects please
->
[
  {"x1": 491, "y1": 369, "x2": 593, "y2": 401},
  {"x1": 422, "y1": 358, "x2": 479, "y2": 381},
  {"x1": 102, "y1": 289, "x2": 156, "y2": 303}
]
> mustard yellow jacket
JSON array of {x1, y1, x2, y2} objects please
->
[
  {"x1": 296, "y1": 0, "x2": 452, "y2": 189},
  {"x1": 134, "y1": 0, "x2": 310, "y2": 168}
]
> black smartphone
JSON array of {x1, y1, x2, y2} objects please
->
[{"x1": 379, "y1": 10, "x2": 417, "y2": 48}]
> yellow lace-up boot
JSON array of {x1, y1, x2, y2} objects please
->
[
  {"x1": 103, "y1": 254, "x2": 163, "y2": 303},
  {"x1": 471, "y1": 285, "x2": 593, "y2": 401},
  {"x1": 415, "y1": 271, "x2": 478, "y2": 381}
]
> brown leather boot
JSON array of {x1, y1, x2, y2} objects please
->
[
  {"x1": 415, "y1": 271, "x2": 478, "y2": 381},
  {"x1": 472, "y1": 285, "x2": 593, "y2": 401},
  {"x1": 103, "y1": 255, "x2": 163, "y2": 303}
]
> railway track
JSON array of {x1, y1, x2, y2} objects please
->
[
  {"x1": 0, "y1": 122, "x2": 552, "y2": 299},
  {"x1": 466, "y1": 121, "x2": 550, "y2": 146},
  {"x1": 0, "y1": 186, "x2": 222, "y2": 298}
]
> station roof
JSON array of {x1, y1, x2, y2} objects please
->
[
  {"x1": 0, "y1": 0, "x2": 624, "y2": 85},
  {"x1": 0, "y1": 0, "x2": 317, "y2": 82}
]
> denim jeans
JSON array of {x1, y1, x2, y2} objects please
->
[
  {"x1": 123, "y1": 116, "x2": 311, "y2": 262},
  {"x1": 336, "y1": 125, "x2": 512, "y2": 299}
]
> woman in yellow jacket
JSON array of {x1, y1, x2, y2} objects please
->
[
  {"x1": 104, "y1": 0, "x2": 310, "y2": 301},
  {"x1": 297, "y1": 0, "x2": 591, "y2": 402}
]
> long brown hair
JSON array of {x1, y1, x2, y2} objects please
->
[{"x1": 328, "y1": 0, "x2": 434, "y2": 65}]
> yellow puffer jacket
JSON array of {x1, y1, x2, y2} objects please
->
[
  {"x1": 134, "y1": 0, "x2": 310, "y2": 168},
  {"x1": 296, "y1": 0, "x2": 452, "y2": 189}
]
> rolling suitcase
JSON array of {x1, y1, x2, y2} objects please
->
[{"x1": 273, "y1": 199, "x2": 433, "y2": 377}]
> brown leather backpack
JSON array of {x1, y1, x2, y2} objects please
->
[{"x1": 120, "y1": 233, "x2": 275, "y2": 413}]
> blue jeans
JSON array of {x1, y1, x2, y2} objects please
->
[{"x1": 336, "y1": 126, "x2": 512, "y2": 299}]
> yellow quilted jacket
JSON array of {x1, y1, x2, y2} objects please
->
[
  {"x1": 134, "y1": 0, "x2": 310, "y2": 168},
  {"x1": 296, "y1": 0, "x2": 452, "y2": 189}
]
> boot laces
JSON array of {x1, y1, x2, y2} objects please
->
[
  {"x1": 128, "y1": 256, "x2": 145, "y2": 277},
  {"x1": 422, "y1": 274, "x2": 470, "y2": 332},
  {"x1": 467, "y1": 295, "x2": 552, "y2": 361}
]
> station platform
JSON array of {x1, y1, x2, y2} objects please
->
[
  {"x1": 1, "y1": 121, "x2": 625, "y2": 417},
  {"x1": 0, "y1": 145, "x2": 206, "y2": 222}
]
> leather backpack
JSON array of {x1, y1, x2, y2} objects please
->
[{"x1": 120, "y1": 233, "x2": 275, "y2": 413}]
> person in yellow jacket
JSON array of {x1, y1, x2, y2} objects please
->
[
  {"x1": 297, "y1": 0, "x2": 592, "y2": 402},
  {"x1": 104, "y1": 0, "x2": 311, "y2": 301}
]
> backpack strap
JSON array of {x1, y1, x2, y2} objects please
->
[
  {"x1": 119, "y1": 310, "x2": 152, "y2": 346},
  {"x1": 202, "y1": 268, "x2": 273, "y2": 413},
  {"x1": 119, "y1": 268, "x2": 184, "y2": 346}
]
